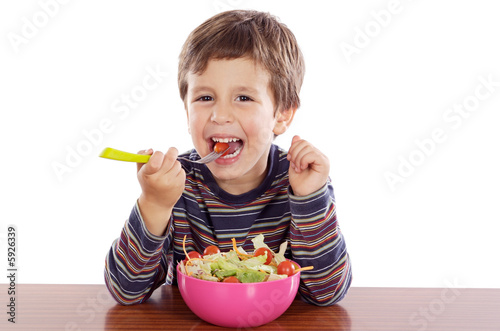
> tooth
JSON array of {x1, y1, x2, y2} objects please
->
[
  {"x1": 212, "y1": 137, "x2": 240, "y2": 143},
  {"x1": 222, "y1": 145, "x2": 242, "y2": 159}
]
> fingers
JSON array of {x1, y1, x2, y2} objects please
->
[
  {"x1": 159, "y1": 147, "x2": 181, "y2": 176},
  {"x1": 287, "y1": 135, "x2": 308, "y2": 172},
  {"x1": 139, "y1": 147, "x2": 180, "y2": 176},
  {"x1": 287, "y1": 135, "x2": 326, "y2": 173},
  {"x1": 137, "y1": 148, "x2": 153, "y2": 172},
  {"x1": 287, "y1": 135, "x2": 303, "y2": 157},
  {"x1": 136, "y1": 147, "x2": 186, "y2": 214}
]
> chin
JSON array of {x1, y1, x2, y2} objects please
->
[{"x1": 208, "y1": 165, "x2": 242, "y2": 181}]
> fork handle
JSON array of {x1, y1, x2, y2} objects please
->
[{"x1": 99, "y1": 148, "x2": 151, "y2": 163}]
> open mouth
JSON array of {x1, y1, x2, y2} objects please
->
[{"x1": 210, "y1": 137, "x2": 244, "y2": 159}]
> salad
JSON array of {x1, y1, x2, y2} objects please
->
[{"x1": 178, "y1": 234, "x2": 313, "y2": 283}]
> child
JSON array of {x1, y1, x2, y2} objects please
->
[{"x1": 104, "y1": 9, "x2": 351, "y2": 306}]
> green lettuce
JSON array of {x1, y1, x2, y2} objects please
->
[
  {"x1": 181, "y1": 234, "x2": 293, "y2": 283},
  {"x1": 236, "y1": 268, "x2": 267, "y2": 283}
]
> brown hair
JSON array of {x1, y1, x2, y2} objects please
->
[{"x1": 178, "y1": 10, "x2": 305, "y2": 113}]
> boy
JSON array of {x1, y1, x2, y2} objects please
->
[{"x1": 104, "y1": 9, "x2": 351, "y2": 306}]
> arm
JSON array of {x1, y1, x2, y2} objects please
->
[
  {"x1": 105, "y1": 148, "x2": 185, "y2": 304},
  {"x1": 287, "y1": 136, "x2": 352, "y2": 305},
  {"x1": 104, "y1": 203, "x2": 172, "y2": 305},
  {"x1": 289, "y1": 183, "x2": 352, "y2": 306}
]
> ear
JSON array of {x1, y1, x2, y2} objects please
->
[{"x1": 273, "y1": 106, "x2": 297, "y2": 136}]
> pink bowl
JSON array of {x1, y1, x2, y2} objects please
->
[{"x1": 176, "y1": 263, "x2": 300, "y2": 328}]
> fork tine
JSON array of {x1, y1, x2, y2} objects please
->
[
  {"x1": 191, "y1": 153, "x2": 217, "y2": 164},
  {"x1": 201, "y1": 147, "x2": 229, "y2": 163},
  {"x1": 178, "y1": 147, "x2": 230, "y2": 164},
  {"x1": 201, "y1": 153, "x2": 218, "y2": 163}
]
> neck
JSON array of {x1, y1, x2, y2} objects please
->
[{"x1": 216, "y1": 168, "x2": 267, "y2": 195}]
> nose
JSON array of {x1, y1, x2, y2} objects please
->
[{"x1": 210, "y1": 100, "x2": 234, "y2": 124}]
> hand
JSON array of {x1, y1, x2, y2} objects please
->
[
  {"x1": 136, "y1": 148, "x2": 186, "y2": 236},
  {"x1": 287, "y1": 136, "x2": 330, "y2": 196}
]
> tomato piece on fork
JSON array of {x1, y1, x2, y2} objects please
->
[{"x1": 214, "y1": 142, "x2": 230, "y2": 156}]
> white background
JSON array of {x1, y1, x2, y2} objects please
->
[{"x1": 1, "y1": 0, "x2": 499, "y2": 289}]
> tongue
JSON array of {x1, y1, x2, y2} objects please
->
[{"x1": 226, "y1": 141, "x2": 243, "y2": 154}]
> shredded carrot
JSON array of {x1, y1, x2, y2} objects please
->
[
  {"x1": 181, "y1": 235, "x2": 216, "y2": 267},
  {"x1": 182, "y1": 235, "x2": 190, "y2": 261},
  {"x1": 294, "y1": 266, "x2": 314, "y2": 274},
  {"x1": 231, "y1": 238, "x2": 253, "y2": 258}
]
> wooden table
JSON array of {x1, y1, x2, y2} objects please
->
[{"x1": 2, "y1": 284, "x2": 499, "y2": 330}]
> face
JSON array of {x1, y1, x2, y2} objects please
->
[{"x1": 185, "y1": 57, "x2": 288, "y2": 194}]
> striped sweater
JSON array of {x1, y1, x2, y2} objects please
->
[{"x1": 104, "y1": 144, "x2": 352, "y2": 306}]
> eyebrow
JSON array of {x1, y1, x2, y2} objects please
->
[
  {"x1": 189, "y1": 86, "x2": 214, "y2": 95},
  {"x1": 189, "y1": 85, "x2": 261, "y2": 96},
  {"x1": 233, "y1": 86, "x2": 260, "y2": 95}
]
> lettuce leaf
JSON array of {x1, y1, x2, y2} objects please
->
[
  {"x1": 214, "y1": 268, "x2": 237, "y2": 280},
  {"x1": 267, "y1": 273, "x2": 288, "y2": 282},
  {"x1": 251, "y1": 234, "x2": 271, "y2": 252},
  {"x1": 240, "y1": 254, "x2": 267, "y2": 268},
  {"x1": 274, "y1": 241, "x2": 288, "y2": 265},
  {"x1": 236, "y1": 268, "x2": 267, "y2": 283},
  {"x1": 253, "y1": 264, "x2": 277, "y2": 274},
  {"x1": 224, "y1": 250, "x2": 240, "y2": 264},
  {"x1": 212, "y1": 256, "x2": 239, "y2": 272}
]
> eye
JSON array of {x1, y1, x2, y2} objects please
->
[
  {"x1": 197, "y1": 96, "x2": 213, "y2": 102},
  {"x1": 236, "y1": 95, "x2": 252, "y2": 102}
]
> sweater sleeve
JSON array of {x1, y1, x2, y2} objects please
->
[
  {"x1": 104, "y1": 202, "x2": 172, "y2": 305},
  {"x1": 289, "y1": 181, "x2": 352, "y2": 306}
]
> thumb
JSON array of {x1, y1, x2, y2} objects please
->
[{"x1": 292, "y1": 135, "x2": 301, "y2": 145}]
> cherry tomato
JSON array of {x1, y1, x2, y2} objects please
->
[
  {"x1": 291, "y1": 261, "x2": 301, "y2": 271},
  {"x1": 222, "y1": 276, "x2": 241, "y2": 283},
  {"x1": 183, "y1": 251, "x2": 202, "y2": 264},
  {"x1": 277, "y1": 260, "x2": 295, "y2": 277},
  {"x1": 254, "y1": 247, "x2": 273, "y2": 265},
  {"x1": 214, "y1": 142, "x2": 230, "y2": 156},
  {"x1": 203, "y1": 245, "x2": 220, "y2": 256}
]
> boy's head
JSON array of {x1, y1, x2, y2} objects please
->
[
  {"x1": 177, "y1": 10, "x2": 305, "y2": 194},
  {"x1": 178, "y1": 10, "x2": 305, "y2": 114}
]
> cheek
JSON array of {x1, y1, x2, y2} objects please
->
[
  {"x1": 187, "y1": 109, "x2": 205, "y2": 134},
  {"x1": 245, "y1": 117, "x2": 275, "y2": 146}
]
